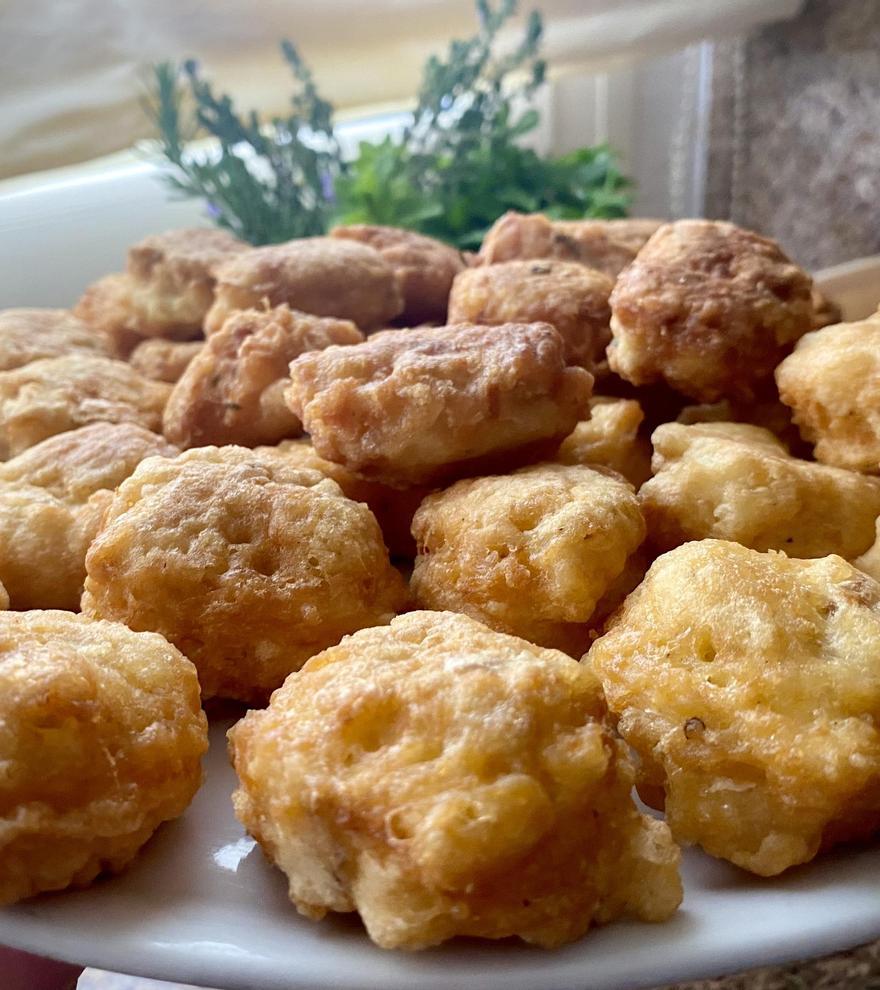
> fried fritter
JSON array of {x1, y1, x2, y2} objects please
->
[
  {"x1": 479, "y1": 212, "x2": 663, "y2": 278},
  {"x1": 0, "y1": 355, "x2": 170, "y2": 459},
  {"x1": 447, "y1": 260, "x2": 613, "y2": 372},
  {"x1": 0, "y1": 610, "x2": 206, "y2": 905},
  {"x1": 776, "y1": 313, "x2": 880, "y2": 474},
  {"x1": 0, "y1": 308, "x2": 110, "y2": 371},
  {"x1": 74, "y1": 273, "x2": 145, "y2": 357},
  {"x1": 608, "y1": 220, "x2": 814, "y2": 402},
  {"x1": 205, "y1": 237, "x2": 403, "y2": 335},
  {"x1": 675, "y1": 392, "x2": 807, "y2": 455},
  {"x1": 129, "y1": 338, "x2": 203, "y2": 383},
  {"x1": 0, "y1": 423, "x2": 177, "y2": 610},
  {"x1": 229, "y1": 610, "x2": 682, "y2": 950},
  {"x1": 287, "y1": 322, "x2": 592, "y2": 486},
  {"x1": 556, "y1": 396, "x2": 652, "y2": 487},
  {"x1": 74, "y1": 228, "x2": 246, "y2": 352},
  {"x1": 264, "y1": 439, "x2": 430, "y2": 558},
  {"x1": 330, "y1": 224, "x2": 465, "y2": 325},
  {"x1": 411, "y1": 463, "x2": 645, "y2": 654},
  {"x1": 589, "y1": 540, "x2": 880, "y2": 876},
  {"x1": 163, "y1": 305, "x2": 363, "y2": 449},
  {"x1": 81, "y1": 446, "x2": 407, "y2": 704},
  {"x1": 640, "y1": 422, "x2": 880, "y2": 558}
]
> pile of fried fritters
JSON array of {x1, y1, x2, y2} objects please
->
[{"x1": 1, "y1": 212, "x2": 878, "y2": 951}]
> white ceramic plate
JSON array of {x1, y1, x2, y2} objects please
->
[
  {"x1": 0, "y1": 719, "x2": 878, "y2": 990},
  {"x1": 0, "y1": 169, "x2": 878, "y2": 989}
]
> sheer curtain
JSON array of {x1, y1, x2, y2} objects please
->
[{"x1": 1, "y1": 0, "x2": 802, "y2": 180}]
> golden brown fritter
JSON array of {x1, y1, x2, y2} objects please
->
[
  {"x1": 411, "y1": 463, "x2": 645, "y2": 654},
  {"x1": 74, "y1": 273, "x2": 146, "y2": 357},
  {"x1": 0, "y1": 308, "x2": 110, "y2": 371},
  {"x1": 0, "y1": 423, "x2": 177, "y2": 610},
  {"x1": 0, "y1": 610, "x2": 206, "y2": 905},
  {"x1": 330, "y1": 224, "x2": 465, "y2": 325},
  {"x1": 287, "y1": 322, "x2": 592, "y2": 486},
  {"x1": 0, "y1": 421, "x2": 177, "y2": 501},
  {"x1": 205, "y1": 237, "x2": 403, "y2": 334},
  {"x1": 129, "y1": 338, "x2": 203, "y2": 383},
  {"x1": 229, "y1": 610, "x2": 682, "y2": 950},
  {"x1": 264, "y1": 439, "x2": 430, "y2": 558},
  {"x1": 81, "y1": 446, "x2": 407, "y2": 704},
  {"x1": 75, "y1": 228, "x2": 246, "y2": 352},
  {"x1": 589, "y1": 540, "x2": 880, "y2": 876},
  {"x1": 556, "y1": 396, "x2": 652, "y2": 488},
  {"x1": 448, "y1": 260, "x2": 613, "y2": 372},
  {"x1": 608, "y1": 220, "x2": 814, "y2": 403},
  {"x1": 640, "y1": 422, "x2": 880, "y2": 558},
  {"x1": 776, "y1": 313, "x2": 880, "y2": 474},
  {"x1": 479, "y1": 212, "x2": 663, "y2": 278},
  {"x1": 675, "y1": 391, "x2": 808, "y2": 455},
  {"x1": 0, "y1": 355, "x2": 171, "y2": 459},
  {"x1": 163, "y1": 305, "x2": 363, "y2": 449}
]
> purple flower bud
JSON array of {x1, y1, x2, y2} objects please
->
[
  {"x1": 320, "y1": 170, "x2": 335, "y2": 203},
  {"x1": 206, "y1": 201, "x2": 221, "y2": 220}
]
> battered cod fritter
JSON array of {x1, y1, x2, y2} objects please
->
[
  {"x1": 264, "y1": 439, "x2": 430, "y2": 558},
  {"x1": 0, "y1": 610, "x2": 206, "y2": 905},
  {"x1": 608, "y1": 220, "x2": 814, "y2": 402},
  {"x1": 447, "y1": 260, "x2": 613, "y2": 372},
  {"x1": 129, "y1": 338, "x2": 203, "y2": 383},
  {"x1": 479, "y1": 212, "x2": 663, "y2": 278},
  {"x1": 0, "y1": 423, "x2": 177, "y2": 610},
  {"x1": 589, "y1": 540, "x2": 880, "y2": 876},
  {"x1": 229, "y1": 610, "x2": 682, "y2": 950},
  {"x1": 74, "y1": 228, "x2": 247, "y2": 353},
  {"x1": 640, "y1": 422, "x2": 880, "y2": 557},
  {"x1": 81, "y1": 446, "x2": 407, "y2": 704},
  {"x1": 776, "y1": 313, "x2": 880, "y2": 474},
  {"x1": 163, "y1": 305, "x2": 363, "y2": 449},
  {"x1": 556, "y1": 397, "x2": 652, "y2": 488},
  {"x1": 330, "y1": 224, "x2": 465, "y2": 325},
  {"x1": 0, "y1": 308, "x2": 110, "y2": 371},
  {"x1": 205, "y1": 237, "x2": 403, "y2": 334},
  {"x1": 0, "y1": 355, "x2": 171, "y2": 459},
  {"x1": 411, "y1": 463, "x2": 645, "y2": 654},
  {"x1": 287, "y1": 322, "x2": 592, "y2": 486}
]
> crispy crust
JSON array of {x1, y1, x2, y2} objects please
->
[
  {"x1": 0, "y1": 308, "x2": 110, "y2": 370},
  {"x1": 0, "y1": 355, "x2": 170, "y2": 459},
  {"x1": 287, "y1": 322, "x2": 592, "y2": 485},
  {"x1": 163, "y1": 305, "x2": 363, "y2": 448},
  {"x1": 555, "y1": 397, "x2": 652, "y2": 487},
  {"x1": 640, "y1": 422, "x2": 880, "y2": 557},
  {"x1": 0, "y1": 423, "x2": 177, "y2": 610},
  {"x1": 776, "y1": 314, "x2": 880, "y2": 474},
  {"x1": 75, "y1": 228, "x2": 245, "y2": 348},
  {"x1": 608, "y1": 220, "x2": 814, "y2": 402},
  {"x1": 330, "y1": 225, "x2": 465, "y2": 325},
  {"x1": 479, "y1": 212, "x2": 663, "y2": 277},
  {"x1": 263, "y1": 439, "x2": 430, "y2": 558},
  {"x1": 205, "y1": 237, "x2": 403, "y2": 334},
  {"x1": 0, "y1": 610, "x2": 206, "y2": 905},
  {"x1": 589, "y1": 541, "x2": 880, "y2": 875},
  {"x1": 81, "y1": 446, "x2": 407, "y2": 704},
  {"x1": 448, "y1": 260, "x2": 613, "y2": 372},
  {"x1": 229, "y1": 610, "x2": 681, "y2": 949},
  {"x1": 411, "y1": 463, "x2": 645, "y2": 654},
  {"x1": 129, "y1": 339, "x2": 203, "y2": 383}
]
